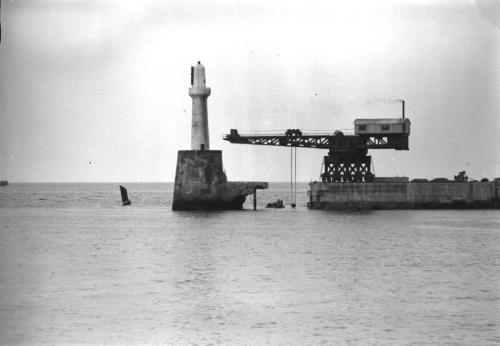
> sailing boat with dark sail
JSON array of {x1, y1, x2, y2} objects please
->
[{"x1": 119, "y1": 185, "x2": 131, "y2": 206}]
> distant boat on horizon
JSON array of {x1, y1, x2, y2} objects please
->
[{"x1": 0, "y1": 180, "x2": 8, "y2": 186}]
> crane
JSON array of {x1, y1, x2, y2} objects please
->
[{"x1": 223, "y1": 116, "x2": 411, "y2": 183}]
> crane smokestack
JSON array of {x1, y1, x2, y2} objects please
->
[{"x1": 402, "y1": 99, "x2": 405, "y2": 119}]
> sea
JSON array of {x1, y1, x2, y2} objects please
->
[{"x1": 0, "y1": 183, "x2": 499, "y2": 345}]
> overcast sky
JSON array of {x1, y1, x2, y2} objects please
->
[{"x1": 0, "y1": 0, "x2": 499, "y2": 182}]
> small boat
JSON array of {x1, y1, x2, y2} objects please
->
[
  {"x1": 0, "y1": 180, "x2": 8, "y2": 186},
  {"x1": 120, "y1": 185, "x2": 131, "y2": 206},
  {"x1": 266, "y1": 199, "x2": 284, "y2": 208}
]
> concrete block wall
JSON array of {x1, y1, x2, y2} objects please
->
[
  {"x1": 408, "y1": 182, "x2": 498, "y2": 203},
  {"x1": 308, "y1": 181, "x2": 500, "y2": 209}
]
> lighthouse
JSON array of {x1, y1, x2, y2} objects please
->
[
  {"x1": 189, "y1": 61, "x2": 211, "y2": 150},
  {"x1": 172, "y1": 62, "x2": 268, "y2": 210}
]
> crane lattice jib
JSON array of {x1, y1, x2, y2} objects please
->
[
  {"x1": 223, "y1": 132, "x2": 409, "y2": 152},
  {"x1": 223, "y1": 118, "x2": 410, "y2": 183}
]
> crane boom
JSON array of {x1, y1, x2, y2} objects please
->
[
  {"x1": 223, "y1": 118, "x2": 410, "y2": 183},
  {"x1": 223, "y1": 130, "x2": 409, "y2": 152}
]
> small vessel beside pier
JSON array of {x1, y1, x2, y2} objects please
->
[{"x1": 266, "y1": 199, "x2": 285, "y2": 208}]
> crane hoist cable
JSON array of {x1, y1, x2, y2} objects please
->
[{"x1": 290, "y1": 146, "x2": 297, "y2": 208}]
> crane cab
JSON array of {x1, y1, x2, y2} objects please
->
[{"x1": 354, "y1": 118, "x2": 411, "y2": 136}]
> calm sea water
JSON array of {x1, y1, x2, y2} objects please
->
[{"x1": 0, "y1": 183, "x2": 499, "y2": 345}]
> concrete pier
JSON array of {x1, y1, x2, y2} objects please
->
[
  {"x1": 308, "y1": 181, "x2": 500, "y2": 209},
  {"x1": 172, "y1": 150, "x2": 267, "y2": 210}
]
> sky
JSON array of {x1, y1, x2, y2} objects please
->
[{"x1": 0, "y1": 0, "x2": 499, "y2": 182}]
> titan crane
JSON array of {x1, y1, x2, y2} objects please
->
[{"x1": 223, "y1": 102, "x2": 411, "y2": 183}]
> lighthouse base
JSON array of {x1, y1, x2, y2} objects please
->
[{"x1": 172, "y1": 150, "x2": 268, "y2": 210}]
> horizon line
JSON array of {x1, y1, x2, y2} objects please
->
[{"x1": 2, "y1": 181, "x2": 316, "y2": 184}]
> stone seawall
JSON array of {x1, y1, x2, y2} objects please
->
[{"x1": 307, "y1": 181, "x2": 500, "y2": 209}]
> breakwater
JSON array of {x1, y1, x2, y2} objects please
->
[{"x1": 308, "y1": 181, "x2": 500, "y2": 209}]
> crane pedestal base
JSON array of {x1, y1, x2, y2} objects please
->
[{"x1": 322, "y1": 154, "x2": 373, "y2": 183}]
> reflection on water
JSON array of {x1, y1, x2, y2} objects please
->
[{"x1": 0, "y1": 183, "x2": 499, "y2": 345}]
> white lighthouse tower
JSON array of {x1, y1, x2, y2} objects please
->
[
  {"x1": 172, "y1": 62, "x2": 268, "y2": 210},
  {"x1": 189, "y1": 61, "x2": 211, "y2": 150}
]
